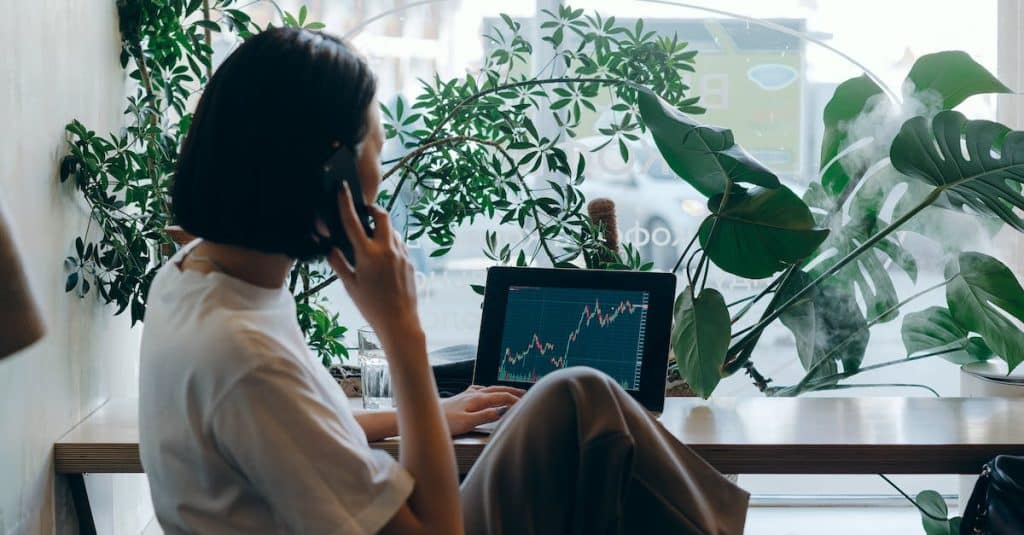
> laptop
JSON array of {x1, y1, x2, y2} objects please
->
[{"x1": 471, "y1": 267, "x2": 677, "y2": 432}]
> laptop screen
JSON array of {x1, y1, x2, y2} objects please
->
[
  {"x1": 475, "y1": 267, "x2": 675, "y2": 411},
  {"x1": 496, "y1": 285, "x2": 649, "y2": 390}
]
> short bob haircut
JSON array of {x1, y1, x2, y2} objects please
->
[{"x1": 173, "y1": 27, "x2": 377, "y2": 261}]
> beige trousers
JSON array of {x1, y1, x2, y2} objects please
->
[{"x1": 461, "y1": 367, "x2": 749, "y2": 535}]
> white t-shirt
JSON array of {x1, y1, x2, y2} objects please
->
[{"x1": 139, "y1": 241, "x2": 412, "y2": 534}]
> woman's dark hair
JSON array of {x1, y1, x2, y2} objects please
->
[{"x1": 173, "y1": 27, "x2": 377, "y2": 260}]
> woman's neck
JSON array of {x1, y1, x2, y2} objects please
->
[{"x1": 183, "y1": 240, "x2": 294, "y2": 290}]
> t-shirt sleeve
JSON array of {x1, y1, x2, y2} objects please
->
[{"x1": 209, "y1": 358, "x2": 413, "y2": 535}]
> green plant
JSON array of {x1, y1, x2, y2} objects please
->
[
  {"x1": 61, "y1": 0, "x2": 348, "y2": 364},
  {"x1": 877, "y1": 475, "x2": 962, "y2": 535},
  {"x1": 646, "y1": 49, "x2": 1024, "y2": 397},
  {"x1": 60, "y1": 2, "x2": 701, "y2": 365}
]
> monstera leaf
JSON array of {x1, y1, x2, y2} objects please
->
[
  {"x1": 671, "y1": 286, "x2": 730, "y2": 398},
  {"x1": 820, "y1": 51, "x2": 1010, "y2": 198},
  {"x1": 945, "y1": 252, "x2": 1024, "y2": 372},
  {"x1": 890, "y1": 111, "x2": 1024, "y2": 231},
  {"x1": 636, "y1": 87, "x2": 780, "y2": 197},
  {"x1": 698, "y1": 186, "x2": 829, "y2": 279},
  {"x1": 901, "y1": 306, "x2": 993, "y2": 365},
  {"x1": 905, "y1": 50, "x2": 1011, "y2": 110},
  {"x1": 776, "y1": 270, "x2": 869, "y2": 384},
  {"x1": 820, "y1": 75, "x2": 884, "y2": 196},
  {"x1": 806, "y1": 212, "x2": 916, "y2": 323}
]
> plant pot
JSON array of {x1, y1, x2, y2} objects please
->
[
  {"x1": 665, "y1": 353, "x2": 699, "y2": 397},
  {"x1": 958, "y1": 361, "x2": 1024, "y2": 513},
  {"x1": 330, "y1": 364, "x2": 362, "y2": 398}
]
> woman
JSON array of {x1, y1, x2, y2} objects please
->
[{"x1": 139, "y1": 27, "x2": 748, "y2": 535}]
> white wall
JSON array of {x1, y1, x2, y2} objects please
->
[{"x1": 0, "y1": 1, "x2": 147, "y2": 533}]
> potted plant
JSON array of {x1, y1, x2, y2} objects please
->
[
  {"x1": 642, "y1": 51, "x2": 1023, "y2": 400},
  {"x1": 638, "y1": 49, "x2": 1022, "y2": 534}
]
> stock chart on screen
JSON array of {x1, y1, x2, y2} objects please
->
[{"x1": 497, "y1": 286, "x2": 648, "y2": 389}]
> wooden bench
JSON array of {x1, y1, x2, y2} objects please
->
[{"x1": 56, "y1": 397, "x2": 1024, "y2": 533}]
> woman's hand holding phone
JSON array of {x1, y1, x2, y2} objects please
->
[
  {"x1": 329, "y1": 183, "x2": 465, "y2": 535},
  {"x1": 327, "y1": 183, "x2": 424, "y2": 353}
]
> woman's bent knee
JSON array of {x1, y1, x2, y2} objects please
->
[
  {"x1": 541, "y1": 366, "x2": 617, "y2": 389},
  {"x1": 529, "y1": 366, "x2": 620, "y2": 406}
]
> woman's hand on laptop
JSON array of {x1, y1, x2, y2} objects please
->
[
  {"x1": 441, "y1": 385, "x2": 525, "y2": 435},
  {"x1": 328, "y1": 184, "x2": 423, "y2": 349}
]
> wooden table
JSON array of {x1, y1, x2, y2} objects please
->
[
  {"x1": 57, "y1": 396, "x2": 1024, "y2": 476},
  {"x1": 55, "y1": 397, "x2": 1024, "y2": 534}
]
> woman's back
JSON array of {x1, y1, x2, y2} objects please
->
[{"x1": 139, "y1": 242, "x2": 412, "y2": 534}]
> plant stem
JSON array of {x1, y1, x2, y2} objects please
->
[
  {"x1": 786, "y1": 346, "x2": 958, "y2": 395},
  {"x1": 727, "y1": 188, "x2": 941, "y2": 358},
  {"x1": 671, "y1": 231, "x2": 700, "y2": 274},
  {"x1": 726, "y1": 294, "x2": 760, "y2": 308},
  {"x1": 721, "y1": 265, "x2": 798, "y2": 379},
  {"x1": 202, "y1": 0, "x2": 213, "y2": 79},
  {"x1": 124, "y1": 39, "x2": 167, "y2": 222},
  {"x1": 730, "y1": 267, "x2": 791, "y2": 325},
  {"x1": 692, "y1": 182, "x2": 732, "y2": 292},
  {"x1": 878, "y1": 474, "x2": 951, "y2": 522}
]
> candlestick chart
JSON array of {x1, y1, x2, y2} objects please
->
[{"x1": 497, "y1": 286, "x2": 648, "y2": 389}]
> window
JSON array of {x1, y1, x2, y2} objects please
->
[{"x1": 227, "y1": 0, "x2": 1020, "y2": 501}]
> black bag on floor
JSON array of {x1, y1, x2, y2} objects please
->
[{"x1": 961, "y1": 455, "x2": 1024, "y2": 535}]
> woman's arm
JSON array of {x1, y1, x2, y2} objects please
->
[
  {"x1": 329, "y1": 187, "x2": 462, "y2": 535},
  {"x1": 353, "y1": 410, "x2": 398, "y2": 442},
  {"x1": 355, "y1": 386, "x2": 526, "y2": 441}
]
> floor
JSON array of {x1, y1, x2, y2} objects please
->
[{"x1": 142, "y1": 506, "x2": 928, "y2": 534}]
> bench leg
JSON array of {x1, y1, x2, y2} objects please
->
[{"x1": 68, "y1": 474, "x2": 97, "y2": 535}]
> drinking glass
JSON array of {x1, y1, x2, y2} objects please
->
[{"x1": 358, "y1": 327, "x2": 393, "y2": 409}]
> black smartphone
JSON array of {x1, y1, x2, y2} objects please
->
[{"x1": 319, "y1": 146, "x2": 374, "y2": 266}]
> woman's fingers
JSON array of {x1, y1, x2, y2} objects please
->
[
  {"x1": 392, "y1": 229, "x2": 408, "y2": 254},
  {"x1": 476, "y1": 385, "x2": 526, "y2": 396},
  {"x1": 327, "y1": 248, "x2": 356, "y2": 282},
  {"x1": 466, "y1": 392, "x2": 521, "y2": 412},
  {"x1": 368, "y1": 204, "x2": 392, "y2": 242},
  {"x1": 336, "y1": 183, "x2": 371, "y2": 250},
  {"x1": 468, "y1": 406, "x2": 509, "y2": 426}
]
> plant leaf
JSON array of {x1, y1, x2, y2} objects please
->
[
  {"x1": 901, "y1": 306, "x2": 993, "y2": 364},
  {"x1": 905, "y1": 50, "x2": 1011, "y2": 111},
  {"x1": 636, "y1": 87, "x2": 780, "y2": 197},
  {"x1": 671, "y1": 287, "x2": 730, "y2": 398},
  {"x1": 65, "y1": 272, "x2": 79, "y2": 292},
  {"x1": 916, "y1": 490, "x2": 956, "y2": 535},
  {"x1": 946, "y1": 252, "x2": 1024, "y2": 372},
  {"x1": 807, "y1": 213, "x2": 906, "y2": 323},
  {"x1": 890, "y1": 110, "x2": 1024, "y2": 231},
  {"x1": 699, "y1": 186, "x2": 829, "y2": 279},
  {"x1": 776, "y1": 270, "x2": 868, "y2": 383},
  {"x1": 820, "y1": 75, "x2": 884, "y2": 196}
]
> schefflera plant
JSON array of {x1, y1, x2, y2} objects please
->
[
  {"x1": 60, "y1": 3, "x2": 706, "y2": 365},
  {"x1": 636, "y1": 50, "x2": 1024, "y2": 398}
]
